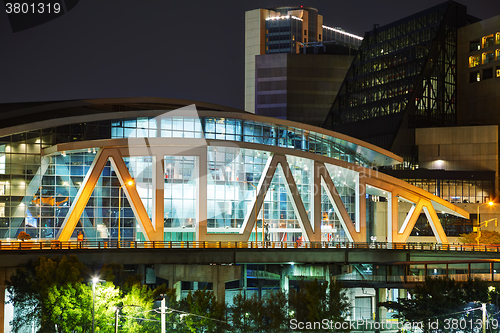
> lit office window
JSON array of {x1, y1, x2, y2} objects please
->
[
  {"x1": 469, "y1": 54, "x2": 480, "y2": 67},
  {"x1": 482, "y1": 51, "x2": 494, "y2": 64},
  {"x1": 482, "y1": 34, "x2": 494, "y2": 48},
  {"x1": 470, "y1": 40, "x2": 480, "y2": 51},
  {"x1": 497, "y1": 32, "x2": 500, "y2": 44},
  {"x1": 469, "y1": 71, "x2": 480, "y2": 83}
]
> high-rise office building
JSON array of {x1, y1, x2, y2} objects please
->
[
  {"x1": 245, "y1": 6, "x2": 362, "y2": 114},
  {"x1": 457, "y1": 14, "x2": 500, "y2": 127},
  {"x1": 321, "y1": 2, "x2": 500, "y2": 237},
  {"x1": 323, "y1": 1, "x2": 476, "y2": 161}
]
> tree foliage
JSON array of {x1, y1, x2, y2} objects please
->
[
  {"x1": 230, "y1": 279, "x2": 349, "y2": 333},
  {"x1": 17, "y1": 230, "x2": 31, "y2": 241},
  {"x1": 459, "y1": 230, "x2": 500, "y2": 244},
  {"x1": 8, "y1": 257, "x2": 351, "y2": 333},
  {"x1": 380, "y1": 276, "x2": 489, "y2": 333},
  {"x1": 180, "y1": 288, "x2": 226, "y2": 332},
  {"x1": 289, "y1": 279, "x2": 350, "y2": 331},
  {"x1": 7, "y1": 256, "x2": 166, "y2": 333}
]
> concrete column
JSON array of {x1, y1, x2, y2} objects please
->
[
  {"x1": 138, "y1": 264, "x2": 146, "y2": 285},
  {"x1": 376, "y1": 288, "x2": 387, "y2": 332},
  {"x1": 213, "y1": 266, "x2": 226, "y2": 302},
  {"x1": 399, "y1": 288, "x2": 406, "y2": 302},
  {"x1": 241, "y1": 264, "x2": 247, "y2": 298},
  {"x1": 173, "y1": 281, "x2": 182, "y2": 301},
  {"x1": 213, "y1": 280, "x2": 225, "y2": 304},
  {"x1": 280, "y1": 274, "x2": 289, "y2": 293}
]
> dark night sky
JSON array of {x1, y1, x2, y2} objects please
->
[{"x1": 1, "y1": 0, "x2": 500, "y2": 110}]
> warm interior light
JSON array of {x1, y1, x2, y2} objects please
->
[
  {"x1": 488, "y1": 201, "x2": 494, "y2": 206},
  {"x1": 127, "y1": 180, "x2": 134, "y2": 186}
]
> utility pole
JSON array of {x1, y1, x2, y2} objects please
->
[
  {"x1": 114, "y1": 307, "x2": 119, "y2": 333},
  {"x1": 482, "y1": 303, "x2": 486, "y2": 333},
  {"x1": 161, "y1": 296, "x2": 166, "y2": 333}
]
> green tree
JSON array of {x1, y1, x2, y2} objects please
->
[
  {"x1": 7, "y1": 256, "x2": 92, "y2": 333},
  {"x1": 380, "y1": 276, "x2": 489, "y2": 333},
  {"x1": 328, "y1": 281, "x2": 350, "y2": 324},
  {"x1": 230, "y1": 293, "x2": 264, "y2": 332},
  {"x1": 118, "y1": 283, "x2": 159, "y2": 332},
  {"x1": 6, "y1": 263, "x2": 41, "y2": 332},
  {"x1": 230, "y1": 280, "x2": 349, "y2": 332},
  {"x1": 459, "y1": 230, "x2": 500, "y2": 244},
  {"x1": 288, "y1": 279, "x2": 350, "y2": 331},
  {"x1": 7, "y1": 256, "x2": 168, "y2": 333},
  {"x1": 179, "y1": 288, "x2": 226, "y2": 333},
  {"x1": 263, "y1": 290, "x2": 291, "y2": 332},
  {"x1": 36, "y1": 256, "x2": 91, "y2": 332}
]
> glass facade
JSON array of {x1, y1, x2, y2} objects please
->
[
  {"x1": 324, "y1": 2, "x2": 468, "y2": 158},
  {"x1": 0, "y1": 112, "x2": 393, "y2": 242},
  {"x1": 0, "y1": 106, "x2": 467, "y2": 243},
  {"x1": 322, "y1": 26, "x2": 362, "y2": 47},
  {"x1": 265, "y1": 16, "x2": 302, "y2": 53},
  {"x1": 403, "y1": 178, "x2": 493, "y2": 204},
  {"x1": 264, "y1": 7, "x2": 362, "y2": 54},
  {"x1": 111, "y1": 116, "x2": 372, "y2": 166}
]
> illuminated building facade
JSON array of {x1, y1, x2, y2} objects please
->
[
  {"x1": 458, "y1": 14, "x2": 500, "y2": 127},
  {"x1": 0, "y1": 98, "x2": 467, "y2": 244},
  {"x1": 323, "y1": 1, "x2": 475, "y2": 160},
  {"x1": 245, "y1": 6, "x2": 362, "y2": 113}
]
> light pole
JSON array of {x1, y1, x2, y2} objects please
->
[
  {"x1": 118, "y1": 179, "x2": 134, "y2": 246},
  {"x1": 474, "y1": 201, "x2": 496, "y2": 245},
  {"x1": 92, "y1": 277, "x2": 99, "y2": 333},
  {"x1": 477, "y1": 201, "x2": 494, "y2": 226},
  {"x1": 262, "y1": 188, "x2": 275, "y2": 246},
  {"x1": 476, "y1": 201, "x2": 494, "y2": 244}
]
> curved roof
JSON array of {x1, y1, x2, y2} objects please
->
[
  {"x1": 0, "y1": 97, "x2": 403, "y2": 166},
  {"x1": 0, "y1": 97, "x2": 248, "y2": 128}
]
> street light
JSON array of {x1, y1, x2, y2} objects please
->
[
  {"x1": 92, "y1": 277, "x2": 99, "y2": 333},
  {"x1": 118, "y1": 179, "x2": 134, "y2": 246},
  {"x1": 262, "y1": 188, "x2": 275, "y2": 246},
  {"x1": 476, "y1": 201, "x2": 495, "y2": 244}
]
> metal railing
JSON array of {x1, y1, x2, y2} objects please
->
[{"x1": 1, "y1": 240, "x2": 500, "y2": 252}]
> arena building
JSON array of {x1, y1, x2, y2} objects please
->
[{"x1": 0, "y1": 98, "x2": 468, "y2": 245}]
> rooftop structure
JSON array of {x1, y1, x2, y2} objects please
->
[{"x1": 245, "y1": 6, "x2": 362, "y2": 113}]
